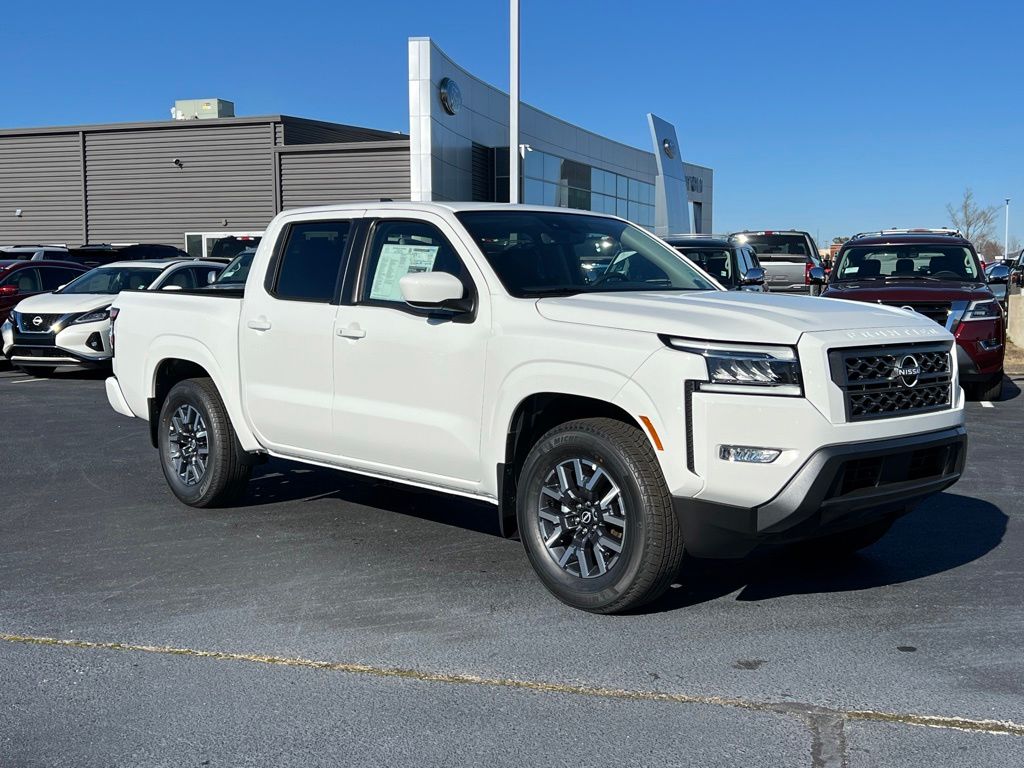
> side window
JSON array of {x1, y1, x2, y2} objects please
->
[
  {"x1": 8, "y1": 268, "x2": 41, "y2": 293},
  {"x1": 746, "y1": 249, "x2": 762, "y2": 270},
  {"x1": 361, "y1": 220, "x2": 471, "y2": 306},
  {"x1": 162, "y1": 268, "x2": 197, "y2": 290},
  {"x1": 39, "y1": 267, "x2": 76, "y2": 291},
  {"x1": 272, "y1": 221, "x2": 352, "y2": 302}
]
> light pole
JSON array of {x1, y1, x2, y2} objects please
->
[
  {"x1": 1004, "y1": 198, "x2": 1010, "y2": 261},
  {"x1": 509, "y1": 0, "x2": 520, "y2": 205}
]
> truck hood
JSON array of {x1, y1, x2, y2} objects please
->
[
  {"x1": 12, "y1": 292, "x2": 112, "y2": 316},
  {"x1": 534, "y1": 290, "x2": 935, "y2": 345},
  {"x1": 823, "y1": 279, "x2": 992, "y2": 303}
]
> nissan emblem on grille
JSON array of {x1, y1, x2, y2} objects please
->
[
  {"x1": 32, "y1": 316, "x2": 43, "y2": 327},
  {"x1": 894, "y1": 355, "x2": 921, "y2": 388}
]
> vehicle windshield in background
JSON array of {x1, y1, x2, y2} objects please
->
[
  {"x1": 833, "y1": 245, "x2": 980, "y2": 282},
  {"x1": 210, "y1": 236, "x2": 262, "y2": 260},
  {"x1": 674, "y1": 248, "x2": 734, "y2": 284},
  {"x1": 59, "y1": 267, "x2": 161, "y2": 294},
  {"x1": 215, "y1": 250, "x2": 256, "y2": 285},
  {"x1": 456, "y1": 211, "x2": 718, "y2": 297},
  {"x1": 738, "y1": 234, "x2": 809, "y2": 262}
]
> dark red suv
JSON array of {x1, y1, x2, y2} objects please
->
[
  {"x1": 823, "y1": 230, "x2": 1008, "y2": 400},
  {"x1": 0, "y1": 260, "x2": 88, "y2": 321}
]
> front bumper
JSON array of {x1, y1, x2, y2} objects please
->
[
  {"x1": 674, "y1": 426, "x2": 966, "y2": 558},
  {"x1": 3, "y1": 319, "x2": 112, "y2": 369}
]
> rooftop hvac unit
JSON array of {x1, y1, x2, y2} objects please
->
[{"x1": 171, "y1": 98, "x2": 235, "y2": 121}]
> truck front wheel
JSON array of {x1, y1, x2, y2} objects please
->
[
  {"x1": 516, "y1": 418, "x2": 684, "y2": 614},
  {"x1": 158, "y1": 378, "x2": 252, "y2": 508}
]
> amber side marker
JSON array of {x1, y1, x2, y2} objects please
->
[{"x1": 638, "y1": 415, "x2": 664, "y2": 451}]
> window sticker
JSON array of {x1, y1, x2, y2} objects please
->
[{"x1": 369, "y1": 243, "x2": 440, "y2": 302}]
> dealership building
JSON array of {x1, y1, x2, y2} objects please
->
[{"x1": 0, "y1": 38, "x2": 713, "y2": 256}]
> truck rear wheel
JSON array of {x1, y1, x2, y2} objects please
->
[
  {"x1": 158, "y1": 378, "x2": 252, "y2": 508},
  {"x1": 516, "y1": 417, "x2": 683, "y2": 614}
]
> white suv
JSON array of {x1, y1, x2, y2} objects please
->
[{"x1": 2, "y1": 259, "x2": 224, "y2": 376}]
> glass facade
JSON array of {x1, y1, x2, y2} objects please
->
[{"x1": 521, "y1": 150, "x2": 656, "y2": 229}]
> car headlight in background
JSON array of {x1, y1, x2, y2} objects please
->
[
  {"x1": 665, "y1": 338, "x2": 803, "y2": 396},
  {"x1": 72, "y1": 307, "x2": 111, "y2": 324},
  {"x1": 962, "y1": 299, "x2": 1000, "y2": 321}
]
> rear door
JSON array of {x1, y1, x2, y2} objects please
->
[{"x1": 238, "y1": 214, "x2": 360, "y2": 458}]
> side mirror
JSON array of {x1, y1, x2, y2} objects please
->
[
  {"x1": 808, "y1": 266, "x2": 827, "y2": 284},
  {"x1": 399, "y1": 271, "x2": 469, "y2": 312},
  {"x1": 740, "y1": 267, "x2": 766, "y2": 286},
  {"x1": 987, "y1": 264, "x2": 1010, "y2": 284},
  {"x1": 0, "y1": 285, "x2": 18, "y2": 297}
]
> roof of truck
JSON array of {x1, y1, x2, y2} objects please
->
[{"x1": 278, "y1": 201, "x2": 623, "y2": 217}]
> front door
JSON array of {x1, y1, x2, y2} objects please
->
[
  {"x1": 331, "y1": 213, "x2": 489, "y2": 488},
  {"x1": 238, "y1": 215, "x2": 357, "y2": 458}
]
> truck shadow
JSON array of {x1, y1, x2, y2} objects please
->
[
  {"x1": 999, "y1": 375, "x2": 1021, "y2": 402},
  {"x1": 644, "y1": 492, "x2": 1006, "y2": 612},
  {"x1": 246, "y1": 459, "x2": 502, "y2": 537}
]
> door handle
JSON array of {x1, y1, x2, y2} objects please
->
[
  {"x1": 337, "y1": 325, "x2": 366, "y2": 339},
  {"x1": 247, "y1": 317, "x2": 272, "y2": 332}
]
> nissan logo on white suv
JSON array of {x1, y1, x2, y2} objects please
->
[{"x1": 32, "y1": 316, "x2": 43, "y2": 327}]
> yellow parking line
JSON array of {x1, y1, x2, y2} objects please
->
[{"x1": 2, "y1": 632, "x2": 1022, "y2": 737}]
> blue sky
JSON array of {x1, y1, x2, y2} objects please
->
[{"x1": 3, "y1": 0, "x2": 1021, "y2": 246}]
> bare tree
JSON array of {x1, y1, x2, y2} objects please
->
[{"x1": 946, "y1": 188, "x2": 999, "y2": 245}]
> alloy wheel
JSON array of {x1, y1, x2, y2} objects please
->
[
  {"x1": 536, "y1": 458, "x2": 627, "y2": 579},
  {"x1": 168, "y1": 404, "x2": 209, "y2": 486}
]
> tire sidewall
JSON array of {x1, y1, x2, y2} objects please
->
[
  {"x1": 158, "y1": 381, "x2": 221, "y2": 506},
  {"x1": 517, "y1": 426, "x2": 654, "y2": 611}
]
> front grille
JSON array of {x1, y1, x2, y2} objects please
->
[
  {"x1": 14, "y1": 312, "x2": 66, "y2": 333},
  {"x1": 830, "y1": 343, "x2": 953, "y2": 422},
  {"x1": 828, "y1": 443, "x2": 960, "y2": 501},
  {"x1": 882, "y1": 302, "x2": 951, "y2": 327}
]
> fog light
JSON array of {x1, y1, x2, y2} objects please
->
[
  {"x1": 86, "y1": 332, "x2": 103, "y2": 351},
  {"x1": 719, "y1": 445, "x2": 781, "y2": 464}
]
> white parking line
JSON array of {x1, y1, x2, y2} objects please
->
[
  {"x1": 8, "y1": 378, "x2": 45, "y2": 384},
  {"x1": 980, "y1": 401, "x2": 994, "y2": 408}
]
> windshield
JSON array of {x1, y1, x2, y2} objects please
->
[
  {"x1": 456, "y1": 211, "x2": 718, "y2": 297},
  {"x1": 60, "y1": 266, "x2": 161, "y2": 294},
  {"x1": 833, "y1": 245, "x2": 980, "y2": 282},
  {"x1": 216, "y1": 251, "x2": 255, "y2": 284},
  {"x1": 210, "y1": 236, "x2": 262, "y2": 260}
]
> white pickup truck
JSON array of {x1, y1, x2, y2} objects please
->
[{"x1": 105, "y1": 202, "x2": 967, "y2": 613}]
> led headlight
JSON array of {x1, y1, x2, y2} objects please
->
[
  {"x1": 666, "y1": 338, "x2": 803, "y2": 396},
  {"x1": 962, "y1": 300, "x2": 1000, "y2": 321},
  {"x1": 73, "y1": 307, "x2": 111, "y2": 324}
]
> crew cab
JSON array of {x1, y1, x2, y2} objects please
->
[
  {"x1": 2, "y1": 259, "x2": 223, "y2": 376},
  {"x1": 104, "y1": 203, "x2": 967, "y2": 613},
  {"x1": 823, "y1": 229, "x2": 1009, "y2": 401}
]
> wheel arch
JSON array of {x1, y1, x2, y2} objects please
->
[
  {"x1": 147, "y1": 355, "x2": 261, "y2": 452},
  {"x1": 496, "y1": 392, "x2": 646, "y2": 538}
]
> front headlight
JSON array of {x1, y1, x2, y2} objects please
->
[
  {"x1": 962, "y1": 299, "x2": 1000, "y2": 321},
  {"x1": 665, "y1": 338, "x2": 803, "y2": 396},
  {"x1": 73, "y1": 307, "x2": 111, "y2": 324}
]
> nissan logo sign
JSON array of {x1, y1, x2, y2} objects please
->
[
  {"x1": 662, "y1": 138, "x2": 676, "y2": 159},
  {"x1": 893, "y1": 355, "x2": 921, "y2": 388},
  {"x1": 438, "y1": 77, "x2": 462, "y2": 116},
  {"x1": 32, "y1": 316, "x2": 43, "y2": 327}
]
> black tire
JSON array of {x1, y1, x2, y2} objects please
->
[
  {"x1": 157, "y1": 377, "x2": 252, "y2": 508},
  {"x1": 799, "y1": 518, "x2": 893, "y2": 559},
  {"x1": 516, "y1": 417, "x2": 683, "y2": 614},
  {"x1": 19, "y1": 366, "x2": 57, "y2": 378},
  {"x1": 967, "y1": 373, "x2": 1004, "y2": 402}
]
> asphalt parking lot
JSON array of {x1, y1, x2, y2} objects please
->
[{"x1": 1, "y1": 368, "x2": 1022, "y2": 767}]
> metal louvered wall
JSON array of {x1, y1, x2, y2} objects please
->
[
  {"x1": 0, "y1": 133, "x2": 83, "y2": 244},
  {"x1": 0, "y1": 117, "x2": 411, "y2": 248},
  {"x1": 85, "y1": 123, "x2": 276, "y2": 244},
  {"x1": 278, "y1": 141, "x2": 410, "y2": 210}
]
